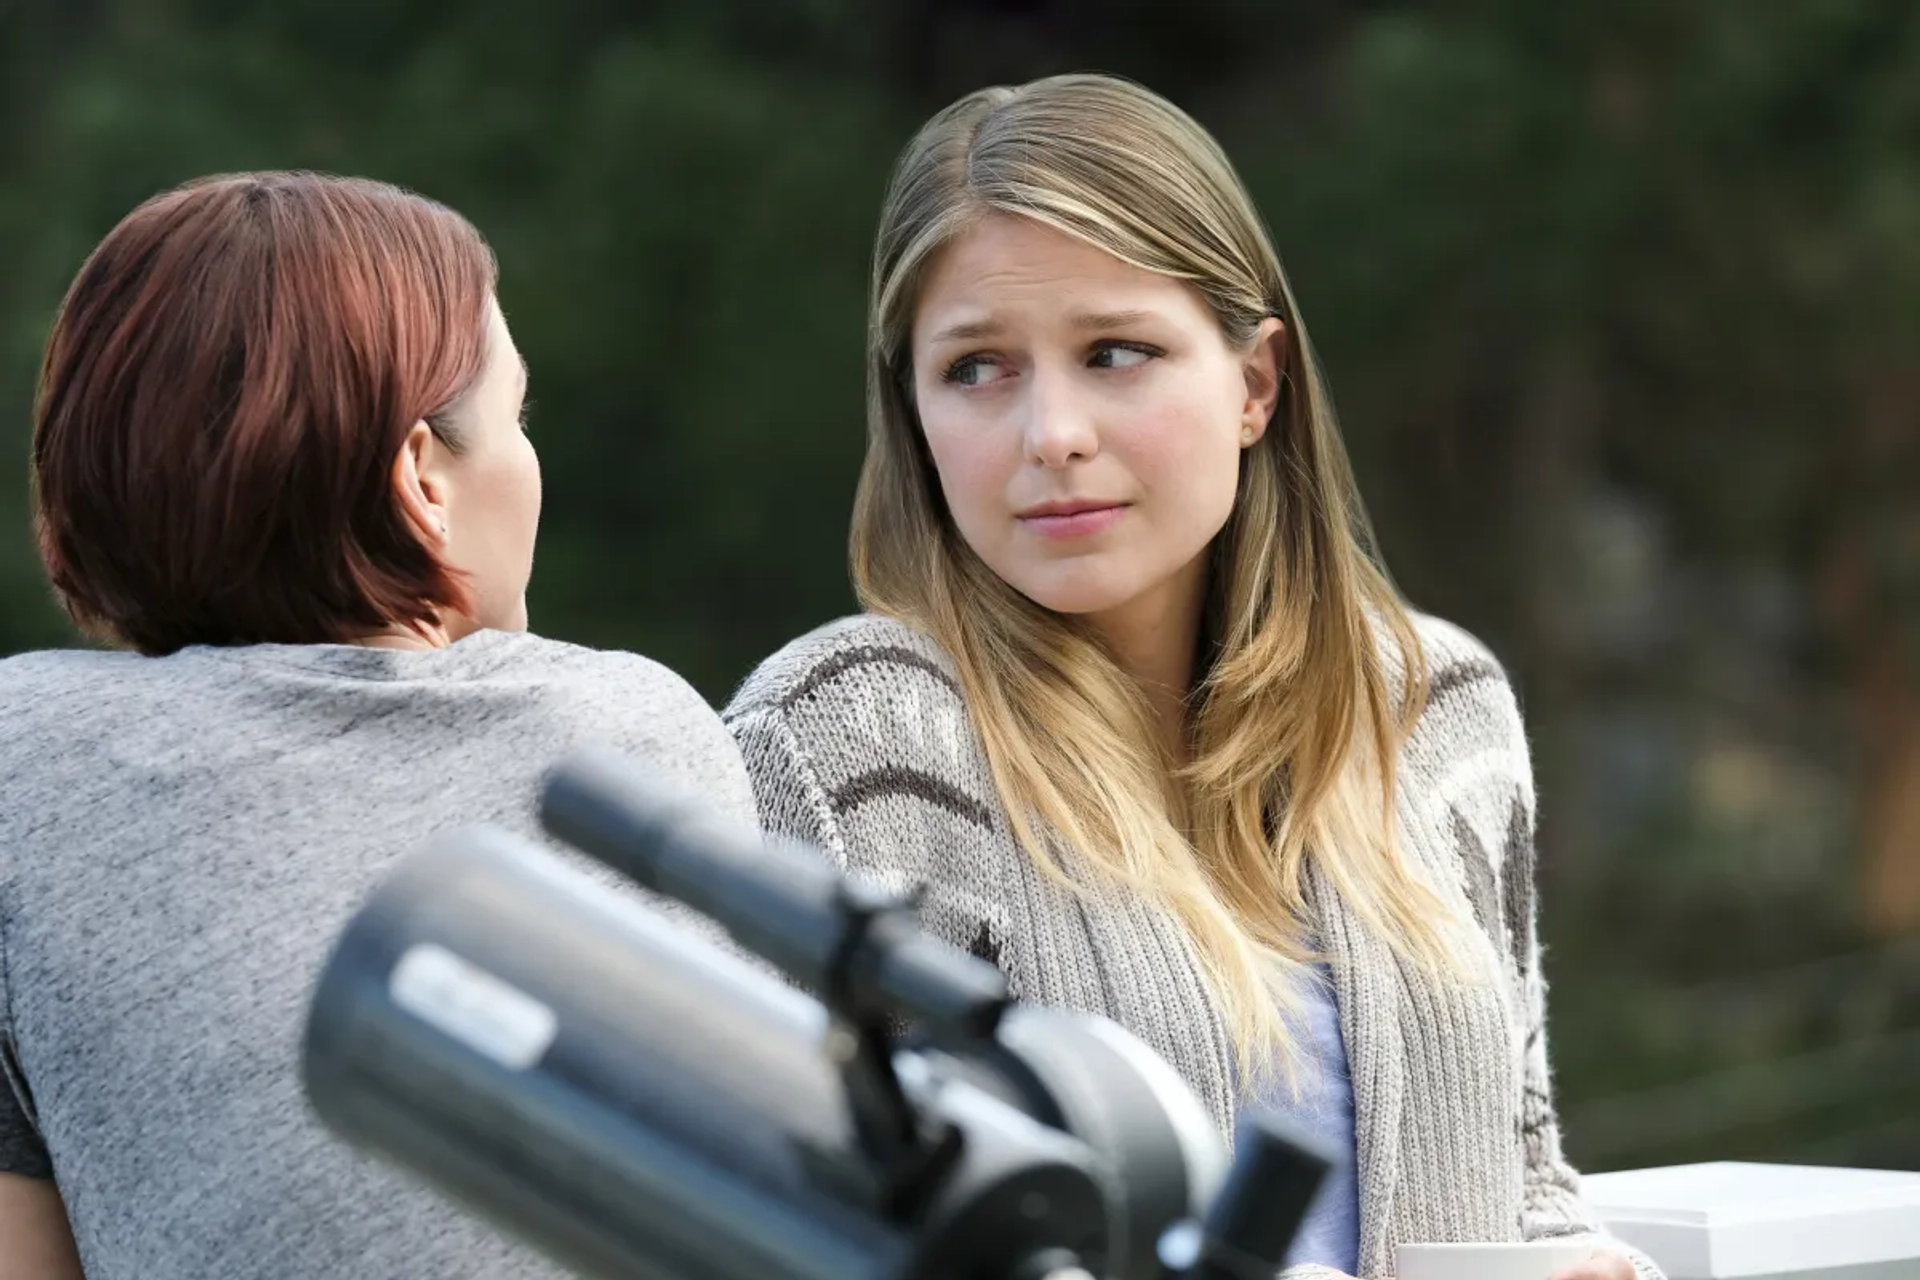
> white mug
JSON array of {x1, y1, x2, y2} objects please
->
[{"x1": 1395, "y1": 1239, "x2": 1596, "y2": 1280}]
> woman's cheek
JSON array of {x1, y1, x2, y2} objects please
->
[{"x1": 925, "y1": 418, "x2": 1013, "y2": 516}]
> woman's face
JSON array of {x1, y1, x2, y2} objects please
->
[
  {"x1": 910, "y1": 214, "x2": 1282, "y2": 637},
  {"x1": 431, "y1": 298, "x2": 543, "y2": 633}
]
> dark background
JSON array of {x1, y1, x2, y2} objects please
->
[{"x1": 4, "y1": 0, "x2": 1918, "y2": 1173}]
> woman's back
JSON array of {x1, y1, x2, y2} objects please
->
[{"x1": 0, "y1": 630, "x2": 756, "y2": 1279}]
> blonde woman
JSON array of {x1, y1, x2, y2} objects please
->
[{"x1": 726, "y1": 75, "x2": 1651, "y2": 1280}]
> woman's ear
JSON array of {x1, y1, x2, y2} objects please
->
[
  {"x1": 390, "y1": 421, "x2": 451, "y2": 546},
  {"x1": 1239, "y1": 316, "x2": 1288, "y2": 447}
]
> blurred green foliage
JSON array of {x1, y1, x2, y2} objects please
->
[{"x1": 4, "y1": 0, "x2": 1917, "y2": 1171}]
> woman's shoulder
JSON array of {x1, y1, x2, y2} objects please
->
[
  {"x1": 724, "y1": 613, "x2": 983, "y2": 797},
  {"x1": 722, "y1": 615, "x2": 991, "y2": 856},
  {"x1": 1418, "y1": 612, "x2": 1523, "y2": 727},
  {"x1": 1372, "y1": 608, "x2": 1524, "y2": 736},
  {"x1": 0, "y1": 646, "x2": 194, "y2": 731},
  {"x1": 0, "y1": 646, "x2": 137, "y2": 688},
  {"x1": 1407, "y1": 612, "x2": 1509, "y2": 687},
  {"x1": 492, "y1": 630, "x2": 708, "y2": 698},
  {"x1": 1387, "y1": 609, "x2": 1536, "y2": 850},
  {"x1": 726, "y1": 613, "x2": 962, "y2": 719},
  {"x1": 1379, "y1": 608, "x2": 1535, "y2": 832}
]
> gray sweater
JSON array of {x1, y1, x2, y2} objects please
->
[
  {"x1": 0, "y1": 630, "x2": 760, "y2": 1280},
  {"x1": 726, "y1": 612, "x2": 1662, "y2": 1280}
]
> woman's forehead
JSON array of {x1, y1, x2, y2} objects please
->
[{"x1": 914, "y1": 216, "x2": 1201, "y2": 336}]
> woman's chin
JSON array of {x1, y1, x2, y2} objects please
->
[{"x1": 1011, "y1": 579, "x2": 1134, "y2": 618}]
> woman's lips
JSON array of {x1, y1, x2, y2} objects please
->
[{"x1": 1016, "y1": 504, "x2": 1129, "y2": 538}]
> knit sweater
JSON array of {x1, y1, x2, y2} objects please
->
[{"x1": 725, "y1": 611, "x2": 1662, "y2": 1280}]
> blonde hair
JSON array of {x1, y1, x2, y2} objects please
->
[{"x1": 852, "y1": 73, "x2": 1476, "y2": 1087}]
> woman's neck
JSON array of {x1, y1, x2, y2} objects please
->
[
  {"x1": 1088, "y1": 557, "x2": 1208, "y2": 768},
  {"x1": 353, "y1": 619, "x2": 460, "y2": 651}
]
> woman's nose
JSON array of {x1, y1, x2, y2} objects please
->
[{"x1": 1021, "y1": 369, "x2": 1100, "y2": 468}]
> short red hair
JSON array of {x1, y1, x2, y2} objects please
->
[{"x1": 32, "y1": 171, "x2": 498, "y2": 654}]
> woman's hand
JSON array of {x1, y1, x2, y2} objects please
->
[{"x1": 1550, "y1": 1249, "x2": 1637, "y2": 1280}]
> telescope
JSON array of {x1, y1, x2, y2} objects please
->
[{"x1": 301, "y1": 747, "x2": 1337, "y2": 1280}]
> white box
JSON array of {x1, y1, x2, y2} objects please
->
[{"x1": 1584, "y1": 1162, "x2": 1920, "y2": 1279}]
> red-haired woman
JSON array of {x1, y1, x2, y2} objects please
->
[{"x1": 0, "y1": 173, "x2": 755, "y2": 1279}]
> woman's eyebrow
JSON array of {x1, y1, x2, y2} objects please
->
[
  {"x1": 927, "y1": 317, "x2": 1003, "y2": 344},
  {"x1": 926, "y1": 308, "x2": 1156, "y2": 345},
  {"x1": 1069, "y1": 308, "x2": 1155, "y2": 331}
]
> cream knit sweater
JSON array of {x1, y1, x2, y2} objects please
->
[{"x1": 725, "y1": 612, "x2": 1661, "y2": 1280}]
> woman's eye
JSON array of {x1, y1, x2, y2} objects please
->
[
  {"x1": 942, "y1": 356, "x2": 1011, "y2": 388},
  {"x1": 1090, "y1": 342, "x2": 1159, "y2": 370}
]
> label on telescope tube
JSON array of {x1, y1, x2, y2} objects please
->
[{"x1": 389, "y1": 943, "x2": 559, "y2": 1071}]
